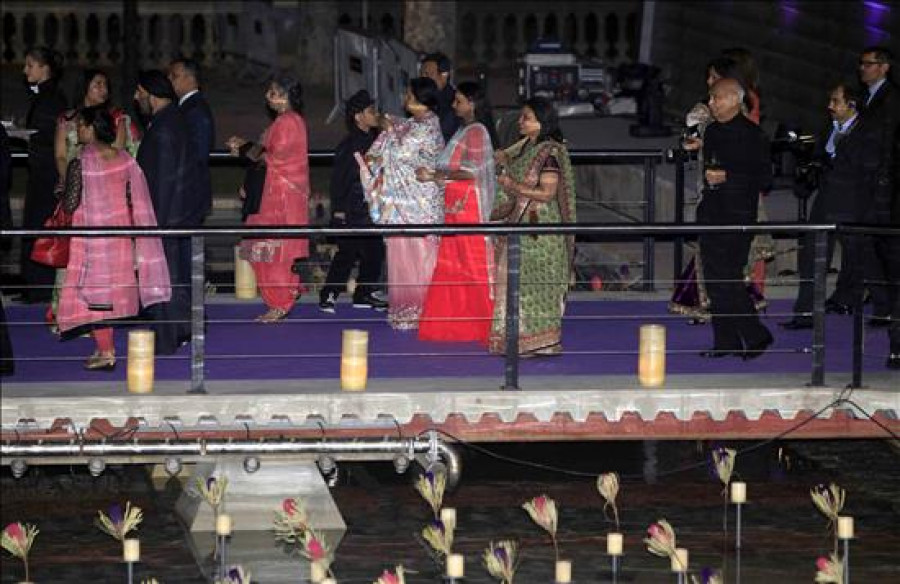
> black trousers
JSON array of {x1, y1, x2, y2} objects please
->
[
  {"x1": 866, "y1": 237, "x2": 894, "y2": 319},
  {"x1": 321, "y1": 235, "x2": 385, "y2": 300},
  {"x1": 793, "y1": 228, "x2": 865, "y2": 315},
  {"x1": 143, "y1": 237, "x2": 192, "y2": 355},
  {"x1": 870, "y1": 234, "x2": 900, "y2": 352},
  {"x1": 700, "y1": 232, "x2": 771, "y2": 350}
]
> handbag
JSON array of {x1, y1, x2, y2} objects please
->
[{"x1": 30, "y1": 202, "x2": 72, "y2": 268}]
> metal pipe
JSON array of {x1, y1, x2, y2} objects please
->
[
  {"x1": 811, "y1": 230, "x2": 828, "y2": 386},
  {"x1": 642, "y1": 157, "x2": 656, "y2": 291},
  {"x1": 504, "y1": 233, "x2": 521, "y2": 390},
  {"x1": 437, "y1": 441, "x2": 463, "y2": 491},
  {"x1": 2, "y1": 437, "x2": 439, "y2": 458},
  {"x1": 190, "y1": 236, "x2": 206, "y2": 394}
]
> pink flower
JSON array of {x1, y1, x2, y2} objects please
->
[
  {"x1": 282, "y1": 499, "x2": 297, "y2": 516},
  {"x1": 379, "y1": 570, "x2": 400, "y2": 584},
  {"x1": 644, "y1": 519, "x2": 677, "y2": 559},
  {"x1": 4, "y1": 523, "x2": 23, "y2": 545},
  {"x1": 816, "y1": 557, "x2": 830, "y2": 572},
  {"x1": 307, "y1": 536, "x2": 325, "y2": 561}
]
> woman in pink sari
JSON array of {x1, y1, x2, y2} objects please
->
[
  {"x1": 360, "y1": 78, "x2": 444, "y2": 330},
  {"x1": 56, "y1": 106, "x2": 171, "y2": 370},
  {"x1": 228, "y1": 73, "x2": 310, "y2": 322}
]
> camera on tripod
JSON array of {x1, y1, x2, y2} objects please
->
[{"x1": 772, "y1": 126, "x2": 819, "y2": 220}]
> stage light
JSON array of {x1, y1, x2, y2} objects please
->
[
  {"x1": 88, "y1": 457, "x2": 106, "y2": 477},
  {"x1": 164, "y1": 457, "x2": 183, "y2": 477},
  {"x1": 10, "y1": 458, "x2": 27, "y2": 479},
  {"x1": 317, "y1": 454, "x2": 336, "y2": 476},
  {"x1": 243, "y1": 456, "x2": 261, "y2": 474},
  {"x1": 393, "y1": 453, "x2": 410, "y2": 474}
]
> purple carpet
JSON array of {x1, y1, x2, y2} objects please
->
[{"x1": 3, "y1": 299, "x2": 889, "y2": 382}]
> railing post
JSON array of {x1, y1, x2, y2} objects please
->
[
  {"x1": 503, "y1": 233, "x2": 521, "y2": 390},
  {"x1": 673, "y1": 149, "x2": 685, "y2": 279},
  {"x1": 810, "y1": 229, "x2": 828, "y2": 387},
  {"x1": 850, "y1": 229, "x2": 865, "y2": 388},
  {"x1": 642, "y1": 157, "x2": 656, "y2": 292},
  {"x1": 188, "y1": 235, "x2": 206, "y2": 394}
]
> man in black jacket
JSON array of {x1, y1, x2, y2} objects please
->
[
  {"x1": 420, "y1": 52, "x2": 460, "y2": 142},
  {"x1": 781, "y1": 83, "x2": 882, "y2": 330},
  {"x1": 698, "y1": 78, "x2": 773, "y2": 359},
  {"x1": 169, "y1": 58, "x2": 216, "y2": 219},
  {"x1": 134, "y1": 70, "x2": 202, "y2": 355},
  {"x1": 319, "y1": 90, "x2": 387, "y2": 313}
]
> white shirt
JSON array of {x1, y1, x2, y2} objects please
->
[
  {"x1": 178, "y1": 89, "x2": 199, "y2": 106},
  {"x1": 866, "y1": 78, "x2": 886, "y2": 106},
  {"x1": 825, "y1": 113, "x2": 858, "y2": 158}
]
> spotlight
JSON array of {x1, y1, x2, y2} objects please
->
[
  {"x1": 393, "y1": 453, "x2": 410, "y2": 474},
  {"x1": 88, "y1": 457, "x2": 106, "y2": 477},
  {"x1": 163, "y1": 457, "x2": 183, "y2": 477},
  {"x1": 243, "y1": 456, "x2": 261, "y2": 474},
  {"x1": 10, "y1": 458, "x2": 27, "y2": 479},
  {"x1": 317, "y1": 454, "x2": 336, "y2": 476}
]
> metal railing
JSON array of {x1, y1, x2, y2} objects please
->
[{"x1": 4, "y1": 221, "x2": 894, "y2": 392}]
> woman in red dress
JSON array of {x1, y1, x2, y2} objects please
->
[
  {"x1": 417, "y1": 81, "x2": 499, "y2": 343},
  {"x1": 227, "y1": 73, "x2": 310, "y2": 322}
]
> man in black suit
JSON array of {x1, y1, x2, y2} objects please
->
[
  {"x1": 781, "y1": 83, "x2": 882, "y2": 330},
  {"x1": 134, "y1": 70, "x2": 203, "y2": 355},
  {"x1": 420, "y1": 52, "x2": 460, "y2": 142},
  {"x1": 169, "y1": 58, "x2": 215, "y2": 219},
  {"x1": 319, "y1": 90, "x2": 387, "y2": 313},
  {"x1": 698, "y1": 78, "x2": 773, "y2": 359}
]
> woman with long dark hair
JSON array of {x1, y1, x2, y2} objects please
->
[
  {"x1": 21, "y1": 46, "x2": 67, "y2": 304},
  {"x1": 417, "y1": 81, "x2": 497, "y2": 343},
  {"x1": 488, "y1": 97, "x2": 577, "y2": 356},
  {"x1": 56, "y1": 106, "x2": 170, "y2": 370},
  {"x1": 227, "y1": 73, "x2": 310, "y2": 322},
  {"x1": 360, "y1": 77, "x2": 445, "y2": 330}
]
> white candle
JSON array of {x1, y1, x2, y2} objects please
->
[
  {"x1": 638, "y1": 324, "x2": 666, "y2": 388},
  {"x1": 234, "y1": 245, "x2": 258, "y2": 299},
  {"x1": 215, "y1": 513, "x2": 232, "y2": 536},
  {"x1": 127, "y1": 330, "x2": 155, "y2": 394},
  {"x1": 123, "y1": 538, "x2": 140, "y2": 562},
  {"x1": 310, "y1": 562, "x2": 327, "y2": 583},
  {"x1": 837, "y1": 516, "x2": 855, "y2": 539},
  {"x1": 321, "y1": 579, "x2": 336, "y2": 584},
  {"x1": 441, "y1": 507, "x2": 457, "y2": 531},
  {"x1": 730, "y1": 481, "x2": 747, "y2": 504},
  {"x1": 607, "y1": 532, "x2": 624, "y2": 556},
  {"x1": 446, "y1": 553, "x2": 465, "y2": 577},
  {"x1": 340, "y1": 329, "x2": 369, "y2": 391},
  {"x1": 671, "y1": 548, "x2": 689, "y2": 572},
  {"x1": 555, "y1": 559, "x2": 572, "y2": 583}
]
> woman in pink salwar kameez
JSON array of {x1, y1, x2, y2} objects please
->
[
  {"x1": 360, "y1": 78, "x2": 444, "y2": 330},
  {"x1": 56, "y1": 106, "x2": 171, "y2": 370},
  {"x1": 228, "y1": 74, "x2": 310, "y2": 323}
]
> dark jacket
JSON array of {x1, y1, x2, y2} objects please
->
[
  {"x1": 697, "y1": 113, "x2": 771, "y2": 224},
  {"x1": 23, "y1": 79, "x2": 66, "y2": 228},
  {"x1": 860, "y1": 80, "x2": 900, "y2": 224},
  {"x1": 812, "y1": 115, "x2": 883, "y2": 222},
  {"x1": 0, "y1": 125, "x2": 11, "y2": 233},
  {"x1": 178, "y1": 91, "x2": 216, "y2": 219},
  {"x1": 330, "y1": 126, "x2": 378, "y2": 225},
  {"x1": 136, "y1": 103, "x2": 203, "y2": 227},
  {"x1": 436, "y1": 83, "x2": 461, "y2": 143}
]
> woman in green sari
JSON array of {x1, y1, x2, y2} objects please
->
[{"x1": 489, "y1": 97, "x2": 577, "y2": 357}]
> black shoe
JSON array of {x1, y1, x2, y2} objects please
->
[
  {"x1": 867, "y1": 316, "x2": 891, "y2": 328},
  {"x1": 887, "y1": 353, "x2": 900, "y2": 370},
  {"x1": 742, "y1": 331, "x2": 774, "y2": 361},
  {"x1": 353, "y1": 292, "x2": 388, "y2": 311},
  {"x1": 319, "y1": 292, "x2": 337, "y2": 314},
  {"x1": 779, "y1": 318, "x2": 813, "y2": 330},
  {"x1": 699, "y1": 348, "x2": 740, "y2": 358},
  {"x1": 825, "y1": 300, "x2": 852, "y2": 315}
]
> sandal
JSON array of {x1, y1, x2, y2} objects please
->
[
  {"x1": 256, "y1": 307, "x2": 290, "y2": 323},
  {"x1": 84, "y1": 351, "x2": 116, "y2": 371}
]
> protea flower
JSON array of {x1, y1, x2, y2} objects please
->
[
  {"x1": 273, "y1": 496, "x2": 310, "y2": 545},
  {"x1": 815, "y1": 553, "x2": 844, "y2": 583},
  {"x1": 596, "y1": 472, "x2": 621, "y2": 530},
  {"x1": 214, "y1": 565, "x2": 252, "y2": 584},
  {"x1": 644, "y1": 519, "x2": 677, "y2": 560},
  {"x1": 374, "y1": 565, "x2": 406, "y2": 584},
  {"x1": 711, "y1": 447, "x2": 737, "y2": 490},
  {"x1": 483, "y1": 540, "x2": 517, "y2": 584},
  {"x1": 691, "y1": 567, "x2": 723, "y2": 584},
  {"x1": 522, "y1": 495, "x2": 559, "y2": 561},
  {"x1": 422, "y1": 519, "x2": 454, "y2": 556},
  {"x1": 96, "y1": 501, "x2": 144, "y2": 541},
  {"x1": 2, "y1": 522, "x2": 39, "y2": 582},
  {"x1": 415, "y1": 470, "x2": 447, "y2": 519},
  {"x1": 300, "y1": 529, "x2": 332, "y2": 576},
  {"x1": 196, "y1": 476, "x2": 229, "y2": 513},
  {"x1": 811, "y1": 483, "x2": 845, "y2": 524}
]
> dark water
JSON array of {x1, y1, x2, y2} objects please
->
[{"x1": 2, "y1": 440, "x2": 899, "y2": 583}]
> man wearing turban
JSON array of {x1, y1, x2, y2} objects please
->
[{"x1": 134, "y1": 69, "x2": 202, "y2": 355}]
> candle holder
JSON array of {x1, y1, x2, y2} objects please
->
[
  {"x1": 670, "y1": 548, "x2": 688, "y2": 584},
  {"x1": 638, "y1": 324, "x2": 666, "y2": 387},
  {"x1": 122, "y1": 538, "x2": 140, "y2": 584},
  {"x1": 606, "y1": 532, "x2": 624, "y2": 583},
  {"x1": 555, "y1": 559, "x2": 572, "y2": 584},
  {"x1": 730, "y1": 481, "x2": 747, "y2": 551},
  {"x1": 837, "y1": 516, "x2": 854, "y2": 584}
]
